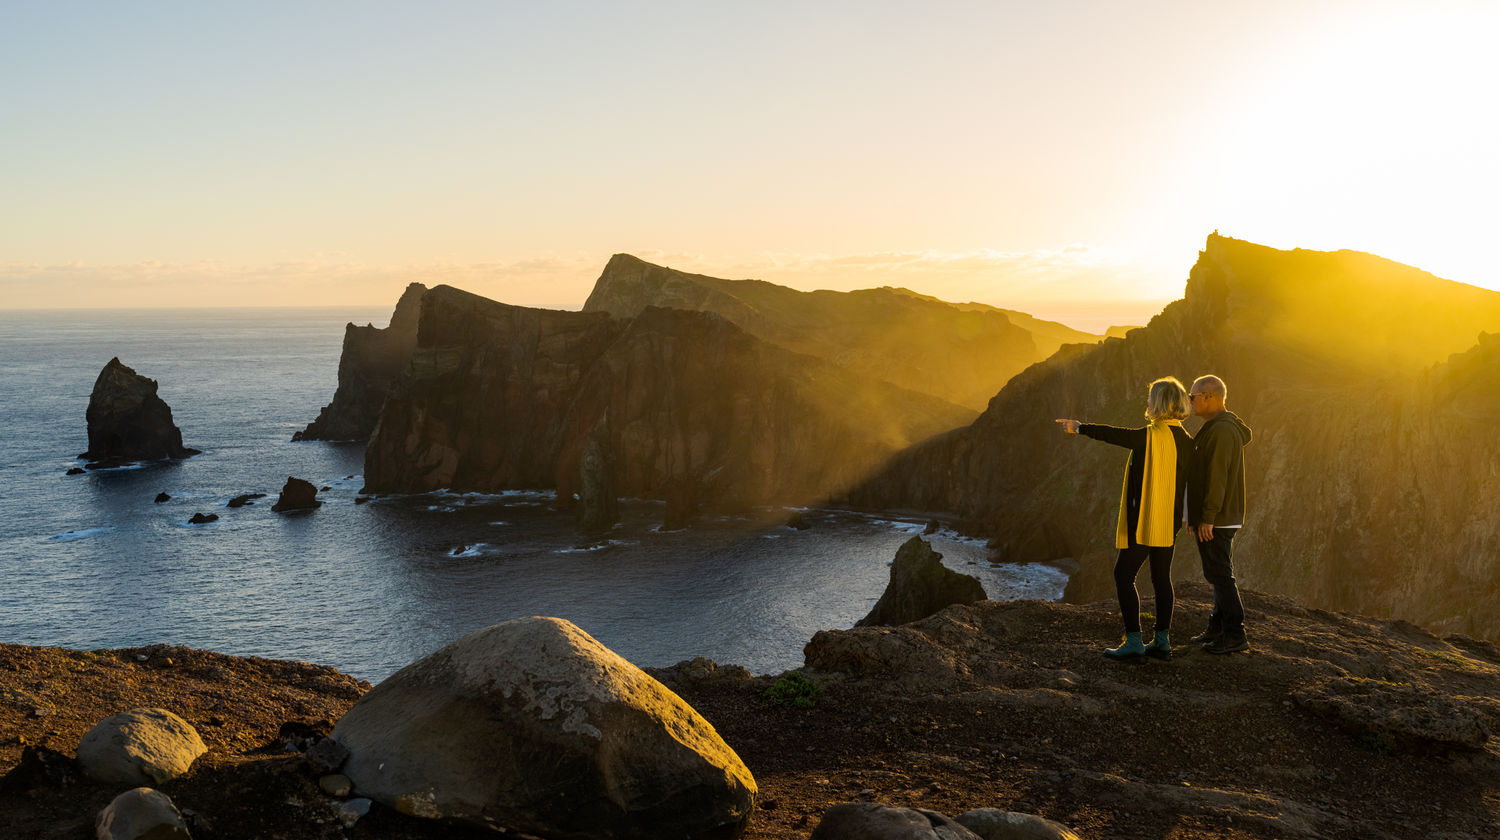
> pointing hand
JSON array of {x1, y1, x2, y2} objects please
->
[{"x1": 1055, "y1": 419, "x2": 1080, "y2": 435}]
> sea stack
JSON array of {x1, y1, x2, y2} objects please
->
[{"x1": 79, "y1": 358, "x2": 199, "y2": 468}]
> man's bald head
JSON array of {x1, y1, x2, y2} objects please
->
[
  {"x1": 1191, "y1": 375, "x2": 1226, "y2": 399},
  {"x1": 1190, "y1": 375, "x2": 1227, "y2": 418}
]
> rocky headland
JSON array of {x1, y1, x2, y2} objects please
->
[
  {"x1": 583, "y1": 254, "x2": 1103, "y2": 411},
  {"x1": 5, "y1": 582, "x2": 1499, "y2": 839},
  {"x1": 79, "y1": 358, "x2": 200, "y2": 468},
  {"x1": 362, "y1": 285, "x2": 975, "y2": 512},
  {"x1": 850, "y1": 234, "x2": 1500, "y2": 643},
  {"x1": 293, "y1": 282, "x2": 427, "y2": 442}
]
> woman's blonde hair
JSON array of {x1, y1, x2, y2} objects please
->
[{"x1": 1145, "y1": 376, "x2": 1190, "y2": 421}]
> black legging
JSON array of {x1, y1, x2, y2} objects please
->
[{"x1": 1114, "y1": 540, "x2": 1174, "y2": 633}]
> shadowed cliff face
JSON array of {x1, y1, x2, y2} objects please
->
[
  {"x1": 294, "y1": 282, "x2": 427, "y2": 442},
  {"x1": 851, "y1": 234, "x2": 1500, "y2": 641},
  {"x1": 364, "y1": 287, "x2": 975, "y2": 510},
  {"x1": 582, "y1": 254, "x2": 1102, "y2": 411}
]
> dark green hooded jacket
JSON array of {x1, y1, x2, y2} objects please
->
[{"x1": 1188, "y1": 410, "x2": 1252, "y2": 527}]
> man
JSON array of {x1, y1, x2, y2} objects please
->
[{"x1": 1186, "y1": 375, "x2": 1253, "y2": 654}]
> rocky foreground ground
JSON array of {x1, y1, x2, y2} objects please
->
[{"x1": 4, "y1": 582, "x2": 1499, "y2": 839}]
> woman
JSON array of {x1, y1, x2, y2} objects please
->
[{"x1": 1056, "y1": 377, "x2": 1193, "y2": 662}]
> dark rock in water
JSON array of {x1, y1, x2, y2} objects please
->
[
  {"x1": 66, "y1": 467, "x2": 86, "y2": 476},
  {"x1": 924, "y1": 519, "x2": 940, "y2": 535},
  {"x1": 187, "y1": 513, "x2": 218, "y2": 524},
  {"x1": 574, "y1": 423, "x2": 619, "y2": 537},
  {"x1": 79, "y1": 358, "x2": 200, "y2": 467},
  {"x1": 154, "y1": 492, "x2": 171, "y2": 503},
  {"x1": 294, "y1": 282, "x2": 426, "y2": 442},
  {"x1": 271, "y1": 477, "x2": 321, "y2": 513},
  {"x1": 809, "y1": 802, "x2": 981, "y2": 840},
  {"x1": 856, "y1": 537, "x2": 986, "y2": 627},
  {"x1": 226, "y1": 493, "x2": 265, "y2": 508},
  {"x1": 319, "y1": 485, "x2": 331, "y2": 492},
  {"x1": 354, "y1": 496, "x2": 370, "y2": 505},
  {"x1": 661, "y1": 477, "x2": 700, "y2": 531},
  {"x1": 786, "y1": 513, "x2": 813, "y2": 530}
]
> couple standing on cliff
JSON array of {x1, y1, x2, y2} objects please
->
[{"x1": 1055, "y1": 375, "x2": 1252, "y2": 660}]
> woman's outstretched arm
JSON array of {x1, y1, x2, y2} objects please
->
[{"x1": 1056, "y1": 420, "x2": 1144, "y2": 449}]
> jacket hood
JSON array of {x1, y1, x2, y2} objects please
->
[{"x1": 1211, "y1": 410, "x2": 1253, "y2": 446}]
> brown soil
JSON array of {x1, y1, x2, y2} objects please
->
[{"x1": 4, "y1": 583, "x2": 1499, "y2": 839}]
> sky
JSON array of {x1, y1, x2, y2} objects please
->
[{"x1": 3, "y1": 1, "x2": 1497, "y2": 330}]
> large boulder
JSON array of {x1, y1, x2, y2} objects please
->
[
  {"x1": 79, "y1": 358, "x2": 199, "y2": 467},
  {"x1": 810, "y1": 802, "x2": 982, "y2": 840},
  {"x1": 956, "y1": 808, "x2": 1083, "y2": 840},
  {"x1": 76, "y1": 708, "x2": 207, "y2": 787},
  {"x1": 857, "y1": 537, "x2": 986, "y2": 627},
  {"x1": 330, "y1": 616, "x2": 756, "y2": 837},
  {"x1": 271, "y1": 477, "x2": 321, "y2": 512},
  {"x1": 95, "y1": 787, "x2": 191, "y2": 840}
]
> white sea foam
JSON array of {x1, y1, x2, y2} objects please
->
[
  {"x1": 554, "y1": 540, "x2": 633, "y2": 554},
  {"x1": 48, "y1": 527, "x2": 113, "y2": 542},
  {"x1": 449, "y1": 543, "x2": 493, "y2": 558}
]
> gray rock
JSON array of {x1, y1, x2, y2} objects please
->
[
  {"x1": 76, "y1": 708, "x2": 207, "y2": 787},
  {"x1": 330, "y1": 616, "x2": 756, "y2": 837},
  {"x1": 334, "y1": 797, "x2": 372, "y2": 828},
  {"x1": 957, "y1": 808, "x2": 1083, "y2": 840},
  {"x1": 95, "y1": 787, "x2": 191, "y2": 840},
  {"x1": 857, "y1": 537, "x2": 986, "y2": 627},
  {"x1": 810, "y1": 802, "x2": 982, "y2": 839},
  {"x1": 304, "y1": 737, "x2": 350, "y2": 774},
  {"x1": 320, "y1": 774, "x2": 352, "y2": 797}
]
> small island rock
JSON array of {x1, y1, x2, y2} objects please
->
[
  {"x1": 67, "y1": 467, "x2": 86, "y2": 476},
  {"x1": 76, "y1": 708, "x2": 207, "y2": 787},
  {"x1": 154, "y1": 492, "x2": 171, "y2": 503},
  {"x1": 270, "y1": 478, "x2": 321, "y2": 513},
  {"x1": 331, "y1": 616, "x2": 756, "y2": 838},
  {"x1": 225, "y1": 493, "x2": 264, "y2": 508},
  {"x1": 856, "y1": 536, "x2": 986, "y2": 627},
  {"x1": 79, "y1": 358, "x2": 199, "y2": 468},
  {"x1": 186, "y1": 513, "x2": 218, "y2": 525}
]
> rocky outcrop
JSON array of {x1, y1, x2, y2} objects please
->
[
  {"x1": 857, "y1": 537, "x2": 986, "y2": 627},
  {"x1": 226, "y1": 493, "x2": 264, "y2": 508},
  {"x1": 270, "y1": 477, "x2": 320, "y2": 512},
  {"x1": 810, "y1": 802, "x2": 982, "y2": 839},
  {"x1": 186, "y1": 513, "x2": 217, "y2": 525},
  {"x1": 330, "y1": 616, "x2": 756, "y2": 838},
  {"x1": 851, "y1": 234, "x2": 1500, "y2": 642},
  {"x1": 294, "y1": 282, "x2": 426, "y2": 442},
  {"x1": 75, "y1": 708, "x2": 206, "y2": 787},
  {"x1": 583, "y1": 254, "x2": 1103, "y2": 411},
  {"x1": 96, "y1": 787, "x2": 191, "y2": 840},
  {"x1": 574, "y1": 421, "x2": 620, "y2": 536},
  {"x1": 79, "y1": 358, "x2": 199, "y2": 467},
  {"x1": 364, "y1": 286, "x2": 975, "y2": 511}
]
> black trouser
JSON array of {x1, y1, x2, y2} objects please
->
[
  {"x1": 1195, "y1": 527, "x2": 1244, "y2": 634},
  {"x1": 1114, "y1": 535, "x2": 1174, "y2": 634}
]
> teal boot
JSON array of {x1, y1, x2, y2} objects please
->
[
  {"x1": 1104, "y1": 631, "x2": 1146, "y2": 662},
  {"x1": 1144, "y1": 629, "x2": 1172, "y2": 661}
]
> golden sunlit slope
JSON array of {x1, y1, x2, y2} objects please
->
[
  {"x1": 851, "y1": 233, "x2": 1500, "y2": 641},
  {"x1": 582, "y1": 255, "x2": 1106, "y2": 411},
  {"x1": 878, "y1": 286, "x2": 1105, "y2": 359}
]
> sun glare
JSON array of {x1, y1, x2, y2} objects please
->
[{"x1": 1201, "y1": 6, "x2": 1500, "y2": 289}]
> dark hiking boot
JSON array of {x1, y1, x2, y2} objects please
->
[
  {"x1": 1204, "y1": 631, "x2": 1249, "y2": 654},
  {"x1": 1144, "y1": 630, "x2": 1172, "y2": 661},
  {"x1": 1190, "y1": 620, "x2": 1222, "y2": 645}
]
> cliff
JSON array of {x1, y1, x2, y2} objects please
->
[
  {"x1": 293, "y1": 282, "x2": 427, "y2": 442},
  {"x1": 582, "y1": 254, "x2": 1103, "y2": 411},
  {"x1": 363, "y1": 285, "x2": 976, "y2": 510},
  {"x1": 851, "y1": 234, "x2": 1500, "y2": 641},
  {"x1": 79, "y1": 358, "x2": 199, "y2": 466}
]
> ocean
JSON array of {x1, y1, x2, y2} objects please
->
[{"x1": 0, "y1": 307, "x2": 1068, "y2": 683}]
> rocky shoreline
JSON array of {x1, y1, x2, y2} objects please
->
[{"x1": 5, "y1": 581, "x2": 1499, "y2": 839}]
